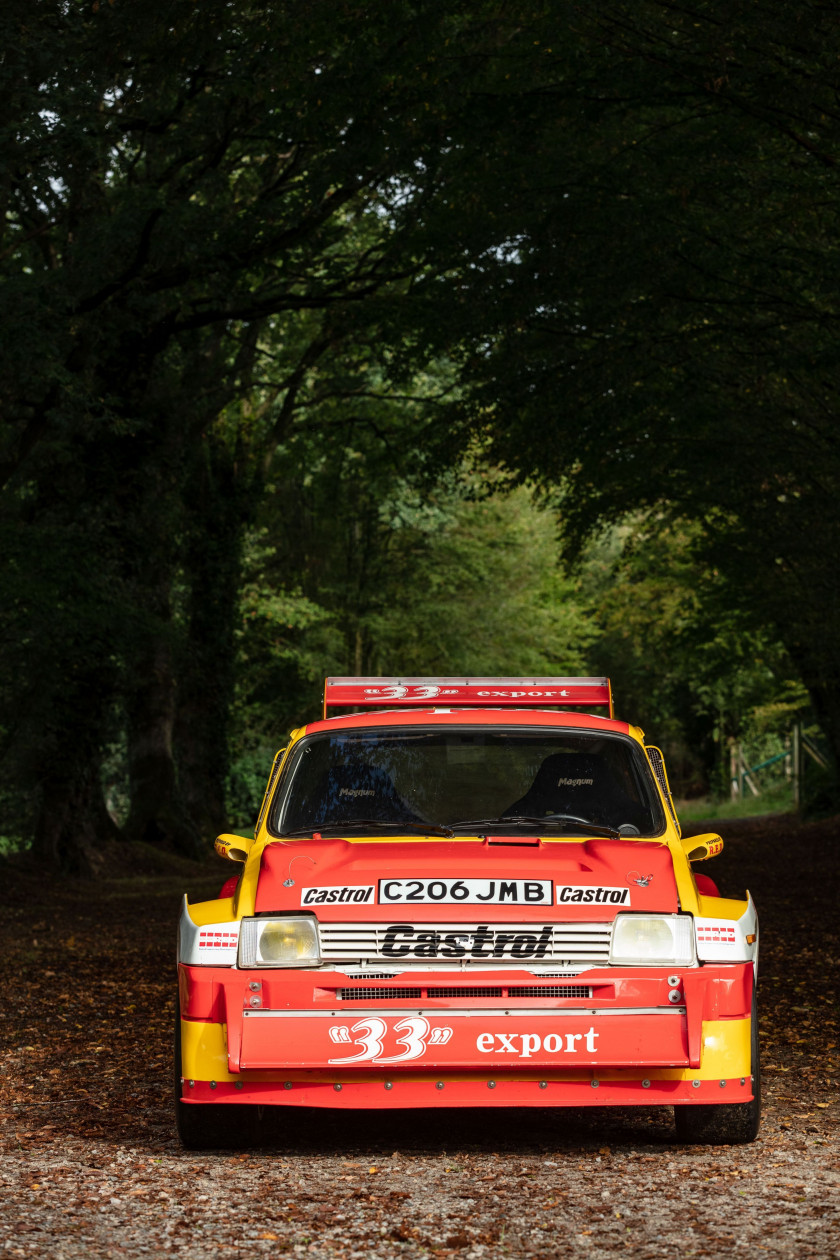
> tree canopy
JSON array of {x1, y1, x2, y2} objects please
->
[{"x1": 1, "y1": 0, "x2": 836, "y2": 870}]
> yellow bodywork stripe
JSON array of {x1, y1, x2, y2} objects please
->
[
  {"x1": 180, "y1": 1020, "x2": 235, "y2": 1082},
  {"x1": 186, "y1": 897, "x2": 235, "y2": 927}
]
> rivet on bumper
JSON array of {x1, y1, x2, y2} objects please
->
[
  {"x1": 284, "y1": 1082, "x2": 293, "y2": 1090},
  {"x1": 692, "y1": 1080, "x2": 701, "y2": 1089},
  {"x1": 384, "y1": 1082, "x2": 393, "y2": 1090},
  {"x1": 209, "y1": 1081, "x2": 217, "y2": 1090},
  {"x1": 720, "y1": 1080, "x2": 726, "y2": 1088},
  {"x1": 436, "y1": 1081, "x2": 445, "y2": 1090},
  {"x1": 235, "y1": 1081, "x2": 243, "y2": 1090},
  {"x1": 642, "y1": 1079, "x2": 650, "y2": 1089},
  {"x1": 539, "y1": 1081, "x2": 547, "y2": 1089},
  {"x1": 487, "y1": 1080, "x2": 496, "y2": 1089},
  {"x1": 333, "y1": 1083, "x2": 342, "y2": 1092}
]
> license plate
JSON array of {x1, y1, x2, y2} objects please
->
[{"x1": 378, "y1": 878, "x2": 552, "y2": 905}]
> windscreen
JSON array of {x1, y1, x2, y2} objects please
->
[{"x1": 270, "y1": 728, "x2": 664, "y2": 837}]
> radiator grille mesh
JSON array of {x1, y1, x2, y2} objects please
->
[
  {"x1": 336, "y1": 984, "x2": 591, "y2": 1001},
  {"x1": 508, "y1": 985, "x2": 591, "y2": 998},
  {"x1": 338, "y1": 987, "x2": 419, "y2": 1001},
  {"x1": 427, "y1": 986, "x2": 503, "y2": 998}
]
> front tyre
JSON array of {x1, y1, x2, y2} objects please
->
[
  {"x1": 174, "y1": 997, "x2": 254, "y2": 1150},
  {"x1": 674, "y1": 992, "x2": 761, "y2": 1146}
]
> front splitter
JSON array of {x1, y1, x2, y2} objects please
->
[{"x1": 179, "y1": 1074, "x2": 754, "y2": 1109}]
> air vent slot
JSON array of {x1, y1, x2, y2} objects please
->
[
  {"x1": 343, "y1": 972, "x2": 398, "y2": 980},
  {"x1": 426, "y1": 986, "x2": 503, "y2": 998},
  {"x1": 336, "y1": 984, "x2": 591, "y2": 1001},
  {"x1": 487, "y1": 839, "x2": 541, "y2": 847},
  {"x1": 339, "y1": 987, "x2": 420, "y2": 1001},
  {"x1": 508, "y1": 985, "x2": 592, "y2": 999}
]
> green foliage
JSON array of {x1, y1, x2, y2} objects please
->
[
  {"x1": 676, "y1": 789, "x2": 795, "y2": 825},
  {"x1": 580, "y1": 517, "x2": 803, "y2": 796},
  {"x1": 2, "y1": 1, "x2": 838, "y2": 860},
  {"x1": 226, "y1": 468, "x2": 596, "y2": 824},
  {"x1": 434, "y1": 1, "x2": 840, "y2": 783},
  {"x1": 363, "y1": 478, "x2": 595, "y2": 677}
]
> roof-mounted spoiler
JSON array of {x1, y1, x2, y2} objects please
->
[{"x1": 322, "y1": 676, "x2": 614, "y2": 720}]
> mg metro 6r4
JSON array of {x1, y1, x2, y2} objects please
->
[{"x1": 176, "y1": 677, "x2": 759, "y2": 1147}]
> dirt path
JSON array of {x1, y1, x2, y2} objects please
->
[{"x1": 2, "y1": 815, "x2": 839, "y2": 1258}]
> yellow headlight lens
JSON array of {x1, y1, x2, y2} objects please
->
[
  {"x1": 238, "y1": 916, "x2": 320, "y2": 967},
  {"x1": 610, "y1": 914, "x2": 694, "y2": 965},
  {"x1": 258, "y1": 919, "x2": 318, "y2": 963}
]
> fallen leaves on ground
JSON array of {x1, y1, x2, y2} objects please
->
[{"x1": 1, "y1": 814, "x2": 839, "y2": 1258}]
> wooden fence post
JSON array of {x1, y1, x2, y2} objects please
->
[{"x1": 729, "y1": 740, "x2": 740, "y2": 800}]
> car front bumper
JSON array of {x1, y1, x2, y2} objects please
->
[{"x1": 177, "y1": 961, "x2": 756, "y2": 1108}]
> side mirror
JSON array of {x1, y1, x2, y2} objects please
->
[
  {"x1": 215, "y1": 834, "x2": 252, "y2": 862},
  {"x1": 681, "y1": 832, "x2": 724, "y2": 862}
]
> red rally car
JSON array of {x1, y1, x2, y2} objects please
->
[{"x1": 176, "y1": 677, "x2": 760, "y2": 1148}]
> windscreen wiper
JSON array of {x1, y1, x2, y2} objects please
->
[
  {"x1": 450, "y1": 814, "x2": 620, "y2": 839},
  {"x1": 280, "y1": 820, "x2": 455, "y2": 838}
]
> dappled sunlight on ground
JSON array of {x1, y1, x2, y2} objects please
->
[{"x1": 1, "y1": 814, "x2": 838, "y2": 1257}]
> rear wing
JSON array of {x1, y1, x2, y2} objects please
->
[{"x1": 323, "y1": 676, "x2": 613, "y2": 719}]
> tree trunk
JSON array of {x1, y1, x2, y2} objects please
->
[
  {"x1": 174, "y1": 441, "x2": 251, "y2": 846},
  {"x1": 124, "y1": 615, "x2": 201, "y2": 855},
  {"x1": 33, "y1": 756, "x2": 123, "y2": 877}
]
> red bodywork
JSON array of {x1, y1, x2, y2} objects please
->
[
  {"x1": 255, "y1": 835, "x2": 680, "y2": 915},
  {"x1": 179, "y1": 703, "x2": 755, "y2": 1112}
]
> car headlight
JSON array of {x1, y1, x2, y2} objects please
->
[
  {"x1": 609, "y1": 914, "x2": 695, "y2": 966},
  {"x1": 238, "y1": 916, "x2": 320, "y2": 968}
]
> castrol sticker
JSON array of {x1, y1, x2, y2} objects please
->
[
  {"x1": 300, "y1": 884, "x2": 375, "y2": 906},
  {"x1": 379, "y1": 877, "x2": 552, "y2": 905},
  {"x1": 555, "y1": 885, "x2": 631, "y2": 906}
]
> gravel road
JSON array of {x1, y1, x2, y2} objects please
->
[{"x1": 2, "y1": 814, "x2": 839, "y2": 1258}]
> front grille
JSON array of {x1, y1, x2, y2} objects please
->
[
  {"x1": 320, "y1": 921, "x2": 611, "y2": 967},
  {"x1": 427, "y1": 986, "x2": 503, "y2": 998},
  {"x1": 345, "y1": 972, "x2": 398, "y2": 980},
  {"x1": 336, "y1": 984, "x2": 590, "y2": 1001},
  {"x1": 508, "y1": 985, "x2": 591, "y2": 998},
  {"x1": 339, "y1": 987, "x2": 419, "y2": 1001}
]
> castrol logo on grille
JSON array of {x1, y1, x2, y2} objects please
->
[{"x1": 381, "y1": 924, "x2": 553, "y2": 959}]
